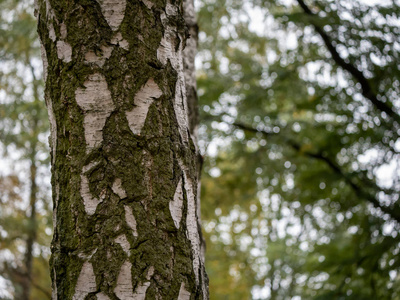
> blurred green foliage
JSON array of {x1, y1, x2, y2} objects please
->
[
  {"x1": 1, "y1": 0, "x2": 400, "y2": 299},
  {"x1": 0, "y1": 0, "x2": 51, "y2": 299},
  {"x1": 198, "y1": 0, "x2": 400, "y2": 299}
]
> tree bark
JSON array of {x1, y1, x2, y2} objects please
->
[
  {"x1": 35, "y1": 0, "x2": 208, "y2": 298},
  {"x1": 182, "y1": 0, "x2": 206, "y2": 268},
  {"x1": 183, "y1": 0, "x2": 199, "y2": 140}
]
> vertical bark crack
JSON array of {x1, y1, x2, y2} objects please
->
[{"x1": 157, "y1": 9, "x2": 190, "y2": 143}]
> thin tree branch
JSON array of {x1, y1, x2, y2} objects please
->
[
  {"x1": 296, "y1": 0, "x2": 400, "y2": 125},
  {"x1": 233, "y1": 121, "x2": 400, "y2": 223}
]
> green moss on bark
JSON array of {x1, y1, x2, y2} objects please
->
[{"x1": 37, "y1": 0, "x2": 206, "y2": 298}]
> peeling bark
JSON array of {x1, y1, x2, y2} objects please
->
[
  {"x1": 179, "y1": 160, "x2": 202, "y2": 287},
  {"x1": 36, "y1": 0, "x2": 208, "y2": 298}
]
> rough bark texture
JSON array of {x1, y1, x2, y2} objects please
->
[
  {"x1": 182, "y1": 0, "x2": 205, "y2": 265},
  {"x1": 35, "y1": 0, "x2": 208, "y2": 299},
  {"x1": 182, "y1": 0, "x2": 198, "y2": 140}
]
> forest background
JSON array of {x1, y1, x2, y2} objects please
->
[{"x1": 1, "y1": 0, "x2": 400, "y2": 299}]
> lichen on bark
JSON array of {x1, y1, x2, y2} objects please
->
[{"x1": 35, "y1": 0, "x2": 208, "y2": 298}]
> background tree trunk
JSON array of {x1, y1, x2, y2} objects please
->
[
  {"x1": 35, "y1": 0, "x2": 208, "y2": 298},
  {"x1": 19, "y1": 148, "x2": 38, "y2": 300}
]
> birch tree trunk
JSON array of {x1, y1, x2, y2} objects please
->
[
  {"x1": 182, "y1": 0, "x2": 206, "y2": 263},
  {"x1": 35, "y1": 0, "x2": 208, "y2": 298}
]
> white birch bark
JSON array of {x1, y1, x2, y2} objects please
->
[{"x1": 36, "y1": 0, "x2": 208, "y2": 298}]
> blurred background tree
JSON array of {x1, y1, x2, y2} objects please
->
[
  {"x1": 197, "y1": 0, "x2": 400, "y2": 299},
  {"x1": 0, "y1": 0, "x2": 52, "y2": 299},
  {"x1": 1, "y1": 0, "x2": 400, "y2": 299}
]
